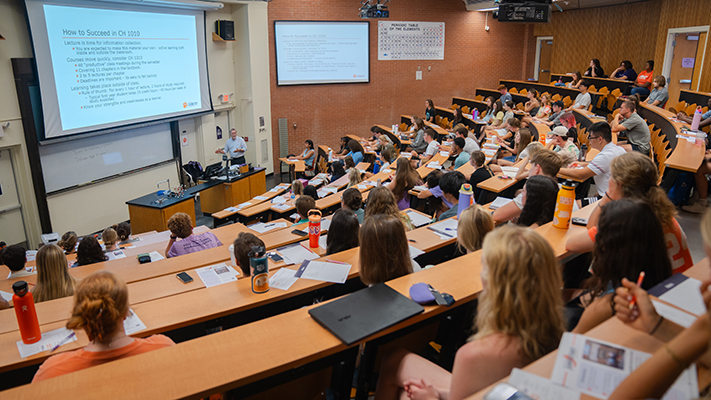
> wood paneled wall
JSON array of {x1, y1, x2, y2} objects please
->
[{"x1": 533, "y1": 1, "x2": 661, "y2": 79}]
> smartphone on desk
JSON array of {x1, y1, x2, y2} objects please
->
[
  {"x1": 291, "y1": 229, "x2": 308, "y2": 237},
  {"x1": 176, "y1": 272, "x2": 194, "y2": 284},
  {"x1": 571, "y1": 217, "x2": 588, "y2": 226},
  {"x1": 268, "y1": 252, "x2": 284, "y2": 263}
]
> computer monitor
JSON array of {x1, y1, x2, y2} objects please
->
[{"x1": 203, "y1": 162, "x2": 223, "y2": 179}]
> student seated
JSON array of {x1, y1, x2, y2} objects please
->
[
  {"x1": 359, "y1": 214, "x2": 419, "y2": 286},
  {"x1": 326, "y1": 209, "x2": 360, "y2": 255},
  {"x1": 522, "y1": 93, "x2": 551, "y2": 125},
  {"x1": 497, "y1": 84, "x2": 512, "y2": 104},
  {"x1": 376, "y1": 144, "x2": 396, "y2": 172},
  {"x1": 375, "y1": 226, "x2": 564, "y2": 400},
  {"x1": 523, "y1": 89, "x2": 540, "y2": 116},
  {"x1": 347, "y1": 168, "x2": 362, "y2": 188},
  {"x1": 533, "y1": 100, "x2": 564, "y2": 127},
  {"x1": 438, "y1": 171, "x2": 467, "y2": 220},
  {"x1": 292, "y1": 140, "x2": 316, "y2": 172},
  {"x1": 566, "y1": 71, "x2": 583, "y2": 89},
  {"x1": 337, "y1": 136, "x2": 351, "y2": 156},
  {"x1": 369, "y1": 126, "x2": 393, "y2": 151},
  {"x1": 558, "y1": 121, "x2": 626, "y2": 205},
  {"x1": 467, "y1": 151, "x2": 495, "y2": 200},
  {"x1": 2, "y1": 245, "x2": 33, "y2": 279},
  {"x1": 424, "y1": 99, "x2": 436, "y2": 123},
  {"x1": 165, "y1": 213, "x2": 222, "y2": 258},
  {"x1": 645, "y1": 75, "x2": 669, "y2": 107},
  {"x1": 565, "y1": 152, "x2": 693, "y2": 273},
  {"x1": 630, "y1": 60, "x2": 654, "y2": 97},
  {"x1": 387, "y1": 158, "x2": 423, "y2": 210},
  {"x1": 339, "y1": 140, "x2": 365, "y2": 165},
  {"x1": 569, "y1": 199, "x2": 672, "y2": 334},
  {"x1": 517, "y1": 175, "x2": 559, "y2": 228},
  {"x1": 487, "y1": 118, "x2": 520, "y2": 150},
  {"x1": 293, "y1": 195, "x2": 316, "y2": 225},
  {"x1": 548, "y1": 126, "x2": 580, "y2": 160},
  {"x1": 609, "y1": 209, "x2": 711, "y2": 400},
  {"x1": 584, "y1": 58, "x2": 604, "y2": 78},
  {"x1": 451, "y1": 137, "x2": 470, "y2": 170},
  {"x1": 411, "y1": 129, "x2": 440, "y2": 164},
  {"x1": 33, "y1": 271, "x2": 175, "y2": 381},
  {"x1": 232, "y1": 232, "x2": 265, "y2": 277},
  {"x1": 493, "y1": 149, "x2": 563, "y2": 223},
  {"x1": 486, "y1": 101, "x2": 515, "y2": 131},
  {"x1": 114, "y1": 222, "x2": 132, "y2": 244},
  {"x1": 102, "y1": 228, "x2": 119, "y2": 252},
  {"x1": 565, "y1": 80, "x2": 591, "y2": 111},
  {"x1": 58, "y1": 231, "x2": 78, "y2": 255},
  {"x1": 611, "y1": 100, "x2": 651, "y2": 154},
  {"x1": 34, "y1": 244, "x2": 77, "y2": 303},
  {"x1": 417, "y1": 170, "x2": 449, "y2": 220},
  {"x1": 454, "y1": 126, "x2": 479, "y2": 154},
  {"x1": 74, "y1": 236, "x2": 108, "y2": 267},
  {"x1": 448, "y1": 108, "x2": 465, "y2": 130},
  {"x1": 456, "y1": 205, "x2": 494, "y2": 254},
  {"x1": 329, "y1": 161, "x2": 346, "y2": 182},
  {"x1": 485, "y1": 99, "x2": 505, "y2": 129},
  {"x1": 496, "y1": 128, "x2": 532, "y2": 164},
  {"x1": 365, "y1": 186, "x2": 414, "y2": 231},
  {"x1": 478, "y1": 96, "x2": 496, "y2": 125},
  {"x1": 410, "y1": 118, "x2": 427, "y2": 153},
  {"x1": 303, "y1": 184, "x2": 318, "y2": 201},
  {"x1": 611, "y1": 60, "x2": 637, "y2": 81},
  {"x1": 291, "y1": 179, "x2": 304, "y2": 197},
  {"x1": 341, "y1": 187, "x2": 365, "y2": 223}
]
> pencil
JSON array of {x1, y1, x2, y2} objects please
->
[{"x1": 628, "y1": 271, "x2": 645, "y2": 310}]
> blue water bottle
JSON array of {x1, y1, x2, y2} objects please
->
[
  {"x1": 457, "y1": 183, "x2": 473, "y2": 218},
  {"x1": 249, "y1": 246, "x2": 269, "y2": 294},
  {"x1": 473, "y1": 109, "x2": 479, "y2": 121}
]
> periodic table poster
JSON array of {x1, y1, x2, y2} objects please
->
[{"x1": 378, "y1": 21, "x2": 445, "y2": 60}]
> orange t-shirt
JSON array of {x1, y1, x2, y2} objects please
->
[
  {"x1": 587, "y1": 218, "x2": 693, "y2": 274},
  {"x1": 636, "y1": 70, "x2": 654, "y2": 87},
  {"x1": 33, "y1": 334, "x2": 175, "y2": 382}
]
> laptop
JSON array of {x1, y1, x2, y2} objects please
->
[{"x1": 308, "y1": 283, "x2": 424, "y2": 345}]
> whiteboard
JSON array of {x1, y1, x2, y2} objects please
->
[
  {"x1": 378, "y1": 21, "x2": 445, "y2": 60},
  {"x1": 39, "y1": 124, "x2": 175, "y2": 193}
]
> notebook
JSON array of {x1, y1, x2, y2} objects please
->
[{"x1": 309, "y1": 283, "x2": 424, "y2": 345}]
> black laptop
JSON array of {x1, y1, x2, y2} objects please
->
[{"x1": 308, "y1": 283, "x2": 424, "y2": 345}]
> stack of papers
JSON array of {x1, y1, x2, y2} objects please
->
[
  {"x1": 439, "y1": 151, "x2": 450, "y2": 157},
  {"x1": 296, "y1": 260, "x2": 352, "y2": 284},
  {"x1": 381, "y1": 168, "x2": 392, "y2": 174},
  {"x1": 649, "y1": 274, "x2": 707, "y2": 316},
  {"x1": 426, "y1": 162, "x2": 442, "y2": 169},
  {"x1": 272, "y1": 196, "x2": 287, "y2": 204},
  {"x1": 357, "y1": 184, "x2": 367, "y2": 190},
  {"x1": 428, "y1": 218, "x2": 458, "y2": 239},
  {"x1": 651, "y1": 300, "x2": 697, "y2": 328},
  {"x1": 196, "y1": 263, "x2": 241, "y2": 288},
  {"x1": 400, "y1": 153, "x2": 412, "y2": 158},
  {"x1": 319, "y1": 235, "x2": 328, "y2": 250},
  {"x1": 277, "y1": 243, "x2": 319, "y2": 265},
  {"x1": 406, "y1": 210, "x2": 432, "y2": 228},
  {"x1": 298, "y1": 219, "x2": 332, "y2": 234},
  {"x1": 310, "y1": 179, "x2": 323, "y2": 186},
  {"x1": 249, "y1": 221, "x2": 288, "y2": 234},
  {"x1": 489, "y1": 197, "x2": 514, "y2": 210}
]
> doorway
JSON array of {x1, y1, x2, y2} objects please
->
[
  {"x1": 662, "y1": 26, "x2": 709, "y2": 105},
  {"x1": 534, "y1": 36, "x2": 554, "y2": 83},
  {"x1": 0, "y1": 149, "x2": 28, "y2": 247}
]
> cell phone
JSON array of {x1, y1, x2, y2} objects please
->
[
  {"x1": 176, "y1": 272, "x2": 194, "y2": 284},
  {"x1": 483, "y1": 383, "x2": 533, "y2": 400},
  {"x1": 291, "y1": 229, "x2": 308, "y2": 236},
  {"x1": 571, "y1": 217, "x2": 588, "y2": 226},
  {"x1": 268, "y1": 252, "x2": 284, "y2": 262}
]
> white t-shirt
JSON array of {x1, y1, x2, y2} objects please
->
[
  {"x1": 463, "y1": 137, "x2": 480, "y2": 154},
  {"x1": 424, "y1": 140, "x2": 440, "y2": 157},
  {"x1": 8, "y1": 269, "x2": 36, "y2": 279},
  {"x1": 573, "y1": 92, "x2": 591, "y2": 109},
  {"x1": 588, "y1": 142, "x2": 627, "y2": 196}
]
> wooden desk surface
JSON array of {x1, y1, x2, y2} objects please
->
[
  {"x1": 666, "y1": 133, "x2": 706, "y2": 172},
  {"x1": 212, "y1": 184, "x2": 290, "y2": 220},
  {"x1": 534, "y1": 203, "x2": 595, "y2": 261},
  {"x1": 416, "y1": 153, "x2": 449, "y2": 178},
  {"x1": 279, "y1": 157, "x2": 305, "y2": 172}
]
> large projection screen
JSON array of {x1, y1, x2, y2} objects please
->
[
  {"x1": 274, "y1": 21, "x2": 370, "y2": 86},
  {"x1": 24, "y1": 0, "x2": 212, "y2": 141}
]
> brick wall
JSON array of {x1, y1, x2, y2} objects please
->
[{"x1": 267, "y1": 0, "x2": 533, "y2": 171}]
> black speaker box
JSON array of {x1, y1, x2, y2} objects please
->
[{"x1": 216, "y1": 20, "x2": 235, "y2": 41}]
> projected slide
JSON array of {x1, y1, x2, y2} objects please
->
[
  {"x1": 275, "y1": 21, "x2": 369, "y2": 85},
  {"x1": 41, "y1": 5, "x2": 203, "y2": 137}
]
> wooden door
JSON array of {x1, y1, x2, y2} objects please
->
[
  {"x1": 669, "y1": 33, "x2": 700, "y2": 105},
  {"x1": 538, "y1": 39, "x2": 553, "y2": 84},
  {"x1": 0, "y1": 149, "x2": 27, "y2": 247}
]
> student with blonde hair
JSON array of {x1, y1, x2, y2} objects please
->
[
  {"x1": 359, "y1": 215, "x2": 418, "y2": 286},
  {"x1": 347, "y1": 168, "x2": 362, "y2": 188},
  {"x1": 376, "y1": 226, "x2": 565, "y2": 400},
  {"x1": 291, "y1": 179, "x2": 304, "y2": 197},
  {"x1": 57, "y1": 231, "x2": 78, "y2": 255},
  {"x1": 365, "y1": 186, "x2": 414, "y2": 231},
  {"x1": 33, "y1": 244, "x2": 77, "y2": 303},
  {"x1": 457, "y1": 205, "x2": 494, "y2": 253},
  {"x1": 102, "y1": 228, "x2": 119, "y2": 252},
  {"x1": 33, "y1": 271, "x2": 175, "y2": 381}
]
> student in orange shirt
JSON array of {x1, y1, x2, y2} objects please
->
[
  {"x1": 630, "y1": 60, "x2": 654, "y2": 97},
  {"x1": 33, "y1": 271, "x2": 175, "y2": 382}
]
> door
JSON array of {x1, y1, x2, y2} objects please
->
[
  {"x1": 668, "y1": 33, "x2": 701, "y2": 106},
  {"x1": 0, "y1": 149, "x2": 27, "y2": 247},
  {"x1": 538, "y1": 39, "x2": 553, "y2": 84}
]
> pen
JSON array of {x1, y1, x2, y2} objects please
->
[
  {"x1": 50, "y1": 332, "x2": 76, "y2": 352},
  {"x1": 408, "y1": 239, "x2": 417, "y2": 243},
  {"x1": 445, "y1": 227, "x2": 457, "y2": 231},
  {"x1": 264, "y1": 223, "x2": 275, "y2": 228},
  {"x1": 628, "y1": 271, "x2": 646, "y2": 310},
  {"x1": 325, "y1": 259, "x2": 348, "y2": 265}
]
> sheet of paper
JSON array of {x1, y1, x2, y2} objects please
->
[
  {"x1": 123, "y1": 309, "x2": 147, "y2": 335},
  {"x1": 500, "y1": 166, "x2": 519, "y2": 178},
  {"x1": 357, "y1": 184, "x2": 367, "y2": 189},
  {"x1": 406, "y1": 210, "x2": 431, "y2": 228},
  {"x1": 25, "y1": 250, "x2": 37, "y2": 262},
  {"x1": 149, "y1": 251, "x2": 165, "y2": 262},
  {"x1": 413, "y1": 185, "x2": 428, "y2": 192},
  {"x1": 16, "y1": 327, "x2": 77, "y2": 358},
  {"x1": 106, "y1": 250, "x2": 126, "y2": 261},
  {"x1": 269, "y1": 268, "x2": 299, "y2": 291},
  {"x1": 652, "y1": 300, "x2": 697, "y2": 328},
  {"x1": 426, "y1": 162, "x2": 442, "y2": 169},
  {"x1": 429, "y1": 218, "x2": 458, "y2": 237},
  {"x1": 439, "y1": 151, "x2": 450, "y2": 157},
  {"x1": 249, "y1": 222, "x2": 288, "y2": 234},
  {"x1": 382, "y1": 168, "x2": 392, "y2": 174},
  {"x1": 290, "y1": 213, "x2": 301, "y2": 221},
  {"x1": 272, "y1": 196, "x2": 287, "y2": 204},
  {"x1": 237, "y1": 201, "x2": 252, "y2": 208},
  {"x1": 0, "y1": 290, "x2": 12, "y2": 302},
  {"x1": 224, "y1": 206, "x2": 239, "y2": 212},
  {"x1": 196, "y1": 263, "x2": 240, "y2": 288},
  {"x1": 310, "y1": 179, "x2": 323, "y2": 186},
  {"x1": 297, "y1": 260, "x2": 352, "y2": 284},
  {"x1": 319, "y1": 235, "x2": 328, "y2": 250},
  {"x1": 269, "y1": 187, "x2": 281, "y2": 192},
  {"x1": 508, "y1": 368, "x2": 581, "y2": 400},
  {"x1": 400, "y1": 152, "x2": 412, "y2": 158},
  {"x1": 273, "y1": 203, "x2": 292, "y2": 211},
  {"x1": 254, "y1": 195, "x2": 268, "y2": 201},
  {"x1": 278, "y1": 244, "x2": 319, "y2": 265},
  {"x1": 409, "y1": 245, "x2": 424, "y2": 259},
  {"x1": 658, "y1": 277, "x2": 706, "y2": 316},
  {"x1": 490, "y1": 197, "x2": 514, "y2": 210}
]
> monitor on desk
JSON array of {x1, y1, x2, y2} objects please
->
[{"x1": 203, "y1": 162, "x2": 223, "y2": 179}]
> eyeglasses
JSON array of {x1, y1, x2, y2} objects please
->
[{"x1": 588, "y1": 135, "x2": 600, "y2": 140}]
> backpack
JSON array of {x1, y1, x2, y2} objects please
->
[{"x1": 667, "y1": 171, "x2": 695, "y2": 206}]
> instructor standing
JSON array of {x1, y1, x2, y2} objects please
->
[{"x1": 216, "y1": 128, "x2": 247, "y2": 165}]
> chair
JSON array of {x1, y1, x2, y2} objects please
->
[
  {"x1": 441, "y1": 117, "x2": 450, "y2": 129},
  {"x1": 509, "y1": 88, "x2": 518, "y2": 94},
  {"x1": 672, "y1": 101, "x2": 687, "y2": 114},
  {"x1": 399, "y1": 123, "x2": 408, "y2": 132},
  {"x1": 588, "y1": 85, "x2": 597, "y2": 92},
  {"x1": 435, "y1": 115, "x2": 442, "y2": 125},
  {"x1": 607, "y1": 108, "x2": 621, "y2": 123},
  {"x1": 541, "y1": 92, "x2": 550, "y2": 98},
  {"x1": 474, "y1": 95, "x2": 483, "y2": 101},
  {"x1": 562, "y1": 96, "x2": 572, "y2": 109},
  {"x1": 598, "y1": 87, "x2": 609, "y2": 94},
  {"x1": 550, "y1": 80, "x2": 557, "y2": 85},
  {"x1": 552, "y1": 94, "x2": 562, "y2": 101},
  {"x1": 516, "y1": 103, "x2": 525, "y2": 111},
  {"x1": 450, "y1": 104, "x2": 459, "y2": 110},
  {"x1": 461, "y1": 106, "x2": 470, "y2": 114},
  {"x1": 685, "y1": 103, "x2": 698, "y2": 116},
  {"x1": 519, "y1": 89, "x2": 527, "y2": 95},
  {"x1": 578, "y1": 128, "x2": 589, "y2": 147},
  {"x1": 318, "y1": 156, "x2": 328, "y2": 175},
  {"x1": 587, "y1": 104, "x2": 593, "y2": 112},
  {"x1": 611, "y1": 88, "x2": 622, "y2": 97}
]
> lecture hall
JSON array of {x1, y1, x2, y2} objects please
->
[{"x1": 1, "y1": 0, "x2": 711, "y2": 398}]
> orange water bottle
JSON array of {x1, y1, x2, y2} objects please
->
[
  {"x1": 12, "y1": 281, "x2": 42, "y2": 344},
  {"x1": 553, "y1": 180, "x2": 576, "y2": 229},
  {"x1": 308, "y1": 209, "x2": 322, "y2": 248},
  {"x1": 538, "y1": 129, "x2": 547, "y2": 145}
]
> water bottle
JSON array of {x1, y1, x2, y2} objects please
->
[
  {"x1": 458, "y1": 183, "x2": 473, "y2": 217},
  {"x1": 553, "y1": 180, "x2": 576, "y2": 229},
  {"x1": 12, "y1": 281, "x2": 42, "y2": 344},
  {"x1": 377, "y1": 178, "x2": 382, "y2": 186},
  {"x1": 308, "y1": 209, "x2": 322, "y2": 248},
  {"x1": 473, "y1": 109, "x2": 479, "y2": 121},
  {"x1": 691, "y1": 107, "x2": 703, "y2": 131},
  {"x1": 579, "y1": 144, "x2": 588, "y2": 162},
  {"x1": 248, "y1": 246, "x2": 269, "y2": 294}
]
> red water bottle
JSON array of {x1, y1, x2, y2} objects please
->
[
  {"x1": 12, "y1": 281, "x2": 42, "y2": 344},
  {"x1": 308, "y1": 209, "x2": 322, "y2": 248}
]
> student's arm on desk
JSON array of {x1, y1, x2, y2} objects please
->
[
  {"x1": 572, "y1": 293, "x2": 614, "y2": 334},
  {"x1": 610, "y1": 114, "x2": 627, "y2": 133},
  {"x1": 565, "y1": 228, "x2": 594, "y2": 254},
  {"x1": 558, "y1": 165, "x2": 595, "y2": 181},
  {"x1": 417, "y1": 189, "x2": 433, "y2": 199},
  {"x1": 492, "y1": 201, "x2": 520, "y2": 223},
  {"x1": 165, "y1": 238, "x2": 176, "y2": 259}
]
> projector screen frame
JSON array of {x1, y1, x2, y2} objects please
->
[
  {"x1": 22, "y1": 0, "x2": 215, "y2": 143},
  {"x1": 273, "y1": 20, "x2": 371, "y2": 87}
]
